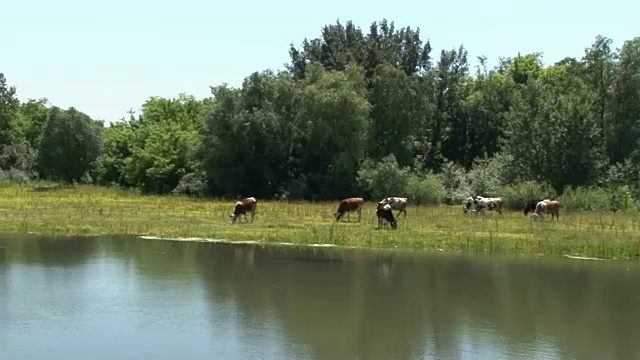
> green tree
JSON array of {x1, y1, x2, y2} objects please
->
[
  {"x1": 201, "y1": 71, "x2": 301, "y2": 198},
  {"x1": 123, "y1": 94, "x2": 212, "y2": 193},
  {"x1": 462, "y1": 64, "x2": 515, "y2": 167},
  {"x1": 287, "y1": 19, "x2": 432, "y2": 80},
  {"x1": 610, "y1": 37, "x2": 640, "y2": 163},
  {"x1": 504, "y1": 69, "x2": 605, "y2": 191},
  {"x1": 295, "y1": 63, "x2": 371, "y2": 199},
  {"x1": 15, "y1": 98, "x2": 49, "y2": 149},
  {"x1": 95, "y1": 120, "x2": 136, "y2": 186},
  {"x1": 582, "y1": 35, "x2": 615, "y2": 146},
  {"x1": 38, "y1": 107, "x2": 103, "y2": 182},
  {"x1": 0, "y1": 73, "x2": 20, "y2": 149},
  {"x1": 368, "y1": 64, "x2": 426, "y2": 167},
  {"x1": 431, "y1": 46, "x2": 469, "y2": 168}
]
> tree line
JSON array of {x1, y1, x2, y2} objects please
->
[{"x1": 1, "y1": 19, "x2": 639, "y2": 211}]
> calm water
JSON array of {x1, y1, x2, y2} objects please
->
[{"x1": 1, "y1": 235, "x2": 640, "y2": 360}]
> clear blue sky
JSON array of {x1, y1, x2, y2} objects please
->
[{"x1": 3, "y1": 0, "x2": 637, "y2": 124}]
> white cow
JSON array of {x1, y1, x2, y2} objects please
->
[
  {"x1": 464, "y1": 196, "x2": 504, "y2": 216},
  {"x1": 379, "y1": 197, "x2": 408, "y2": 218}
]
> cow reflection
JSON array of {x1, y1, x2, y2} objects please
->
[
  {"x1": 377, "y1": 254, "x2": 395, "y2": 280},
  {"x1": 233, "y1": 245, "x2": 255, "y2": 268}
]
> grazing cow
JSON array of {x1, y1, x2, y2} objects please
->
[
  {"x1": 380, "y1": 197, "x2": 408, "y2": 218},
  {"x1": 531, "y1": 200, "x2": 560, "y2": 221},
  {"x1": 464, "y1": 196, "x2": 503, "y2": 216},
  {"x1": 334, "y1": 197, "x2": 364, "y2": 222},
  {"x1": 463, "y1": 196, "x2": 480, "y2": 214},
  {"x1": 474, "y1": 196, "x2": 504, "y2": 216},
  {"x1": 523, "y1": 198, "x2": 544, "y2": 216},
  {"x1": 376, "y1": 203, "x2": 398, "y2": 230},
  {"x1": 230, "y1": 197, "x2": 258, "y2": 224}
]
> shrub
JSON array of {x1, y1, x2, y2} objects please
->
[
  {"x1": 501, "y1": 180, "x2": 557, "y2": 211},
  {"x1": 559, "y1": 186, "x2": 610, "y2": 212},
  {"x1": 357, "y1": 154, "x2": 410, "y2": 200},
  {"x1": 439, "y1": 161, "x2": 470, "y2": 205},
  {"x1": 172, "y1": 171, "x2": 209, "y2": 197},
  {"x1": 466, "y1": 156, "x2": 504, "y2": 197},
  {"x1": 602, "y1": 160, "x2": 640, "y2": 199},
  {"x1": 406, "y1": 172, "x2": 445, "y2": 205},
  {"x1": 607, "y1": 185, "x2": 636, "y2": 212},
  {"x1": 277, "y1": 176, "x2": 308, "y2": 201},
  {"x1": 0, "y1": 168, "x2": 32, "y2": 184}
]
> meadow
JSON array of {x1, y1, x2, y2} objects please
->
[{"x1": 0, "y1": 184, "x2": 639, "y2": 260}]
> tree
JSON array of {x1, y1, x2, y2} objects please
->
[
  {"x1": 95, "y1": 121, "x2": 136, "y2": 186},
  {"x1": 368, "y1": 64, "x2": 426, "y2": 167},
  {"x1": 287, "y1": 19, "x2": 432, "y2": 80},
  {"x1": 201, "y1": 71, "x2": 301, "y2": 198},
  {"x1": 123, "y1": 94, "x2": 212, "y2": 193},
  {"x1": 582, "y1": 35, "x2": 615, "y2": 150},
  {"x1": 0, "y1": 73, "x2": 20, "y2": 149},
  {"x1": 431, "y1": 46, "x2": 470, "y2": 168},
  {"x1": 610, "y1": 37, "x2": 640, "y2": 163},
  {"x1": 503, "y1": 69, "x2": 606, "y2": 191},
  {"x1": 295, "y1": 63, "x2": 371, "y2": 199},
  {"x1": 38, "y1": 107, "x2": 103, "y2": 182}
]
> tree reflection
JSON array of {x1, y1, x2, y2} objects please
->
[
  {"x1": 1, "y1": 234, "x2": 97, "y2": 268},
  {"x1": 194, "y1": 244, "x2": 640, "y2": 360},
  {"x1": 2, "y1": 234, "x2": 639, "y2": 360}
]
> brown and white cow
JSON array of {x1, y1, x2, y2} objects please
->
[
  {"x1": 230, "y1": 197, "x2": 258, "y2": 224},
  {"x1": 379, "y1": 197, "x2": 408, "y2": 218},
  {"x1": 334, "y1": 197, "x2": 364, "y2": 222},
  {"x1": 465, "y1": 196, "x2": 504, "y2": 216},
  {"x1": 531, "y1": 199, "x2": 560, "y2": 221}
]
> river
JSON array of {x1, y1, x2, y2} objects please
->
[{"x1": 1, "y1": 234, "x2": 639, "y2": 360}]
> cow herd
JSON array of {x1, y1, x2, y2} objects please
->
[
  {"x1": 228, "y1": 195, "x2": 561, "y2": 228},
  {"x1": 463, "y1": 195, "x2": 560, "y2": 221}
]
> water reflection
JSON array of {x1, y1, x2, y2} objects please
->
[{"x1": 1, "y1": 235, "x2": 640, "y2": 360}]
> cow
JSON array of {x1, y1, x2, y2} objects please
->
[
  {"x1": 523, "y1": 198, "x2": 544, "y2": 216},
  {"x1": 463, "y1": 195, "x2": 480, "y2": 214},
  {"x1": 334, "y1": 197, "x2": 364, "y2": 222},
  {"x1": 376, "y1": 203, "x2": 398, "y2": 230},
  {"x1": 230, "y1": 197, "x2": 258, "y2": 224},
  {"x1": 379, "y1": 197, "x2": 408, "y2": 218},
  {"x1": 474, "y1": 196, "x2": 504, "y2": 216},
  {"x1": 531, "y1": 200, "x2": 560, "y2": 221},
  {"x1": 464, "y1": 196, "x2": 503, "y2": 216}
]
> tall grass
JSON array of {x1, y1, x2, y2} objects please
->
[{"x1": 0, "y1": 184, "x2": 639, "y2": 260}]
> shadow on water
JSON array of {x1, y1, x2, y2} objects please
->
[{"x1": 2, "y1": 234, "x2": 640, "y2": 360}]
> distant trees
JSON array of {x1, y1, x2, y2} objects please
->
[{"x1": 2, "y1": 19, "x2": 640, "y2": 210}]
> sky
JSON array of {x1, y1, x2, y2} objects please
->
[{"x1": 3, "y1": 0, "x2": 637, "y2": 124}]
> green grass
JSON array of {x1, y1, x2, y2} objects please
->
[{"x1": 0, "y1": 184, "x2": 639, "y2": 260}]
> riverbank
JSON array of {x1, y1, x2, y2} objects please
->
[{"x1": 0, "y1": 184, "x2": 639, "y2": 260}]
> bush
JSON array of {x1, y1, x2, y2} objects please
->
[
  {"x1": 0, "y1": 168, "x2": 32, "y2": 184},
  {"x1": 466, "y1": 156, "x2": 504, "y2": 197},
  {"x1": 608, "y1": 185, "x2": 635, "y2": 212},
  {"x1": 277, "y1": 176, "x2": 308, "y2": 200},
  {"x1": 501, "y1": 180, "x2": 557, "y2": 211},
  {"x1": 406, "y1": 172, "x2": 445, "y2": 205},
  {"x1": 357, "y1": 154, "x2": 410, "y2": 200},
  {"x1": 559, "y1": 186, "x2": 610, "y2": 212},
  {"x1": 602, "y1": 160, "x2": 640, "y2": 199},
  {"x1": 172, "y1": 171, "x2": 209, "y2": 197},
  {"x1": 439, "y1": 161, "x2": 470, "y2": 205}
]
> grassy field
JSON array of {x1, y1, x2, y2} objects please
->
[{"x1": 0, "y1": 184, "x2": 639, "y2": 260}]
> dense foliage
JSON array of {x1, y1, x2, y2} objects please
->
[{"x1": 2, "y1": 20, "x2": 640, "y2": 211}]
